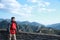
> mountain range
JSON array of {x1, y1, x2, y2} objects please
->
[
  {"x1": 47, "y1": 23, "x2": 60, "y2": 30},
  {"x1": 0, "y1": 18, "x2": 60, "y2": 30},
  {"x1": 0, "y1": 18, "x2": 60, "y2": 34}
]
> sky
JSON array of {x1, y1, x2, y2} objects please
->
[{"x1": 0, "y1": 0, "x2": 60, "y2": 25}]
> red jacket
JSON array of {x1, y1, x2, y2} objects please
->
[{"x1": 10, "y1": 21, "x2": 17, "y2": 34}]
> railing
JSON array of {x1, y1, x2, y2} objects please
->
[{"x1": 0, "y1": 29, "x2": 60, "y2": 40}]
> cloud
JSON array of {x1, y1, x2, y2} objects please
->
[
  {"x1": 37, "y1": 1, "x2": 56, "y2": 12},
  {"x1": 0, "y1": 3, "x2": 5, "y2": 9},
  {"x1": 27, "y1": 0, "x2": 38, "y2": 3},
  {"x1": 27, "y1": 0, "x2": 50, "y2": 7},
  {"x1": 0, "y1": 0, "x2": 56, "y2": 18},
  {"x1": 38, "y1": 8, "x2": 56, "y2": 12},
  {"x1": 44, "y1": 2, "x2": 50, "y2": 6},
  {"x1": 27, "y1": 0, "x2": 56, "y2": 12},
  {"x1": 1, "y1": 0, "x2": 33, "y2": 18},
  {"x1": 47, "y1": 9, "x2": 56, "y2": 12}
]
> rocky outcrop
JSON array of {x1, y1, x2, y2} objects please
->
[{"x1": 0, "y1": 29, "x2": 60, "y2": 40}]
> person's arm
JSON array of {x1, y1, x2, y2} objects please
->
[
  {"x1": 16, "y1": 22, "x2": 19, "y2": 32},
  {"x1": 9, "y1": 24, "x2": 10, "y2": 33},
  {"x1": 9, "y1": 23, "x2": 11, "y2": 33}
]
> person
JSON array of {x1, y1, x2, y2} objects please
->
[{"x1": 9, "y1": 17, "x2": 19, "y2": 40}]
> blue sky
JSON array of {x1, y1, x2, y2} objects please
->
[{"x1": 0, "y1": 0, "x2": 60, "y2": 25}]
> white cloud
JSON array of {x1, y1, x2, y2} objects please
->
[
  {"x1": 1, "y1": 0, "x2": 33, "y2": 18},
  {"x1": 0, "y1": 0, "x2": 56, "y2": 18},
  {"x1": 27, "y1": 0, "x2": 56, "y2": 12},
  {"x1": 0, "y1": 3, "x2": 5, "y2": 8},
  {"x1": 27, "y1": 0, "x2": 38, "y2": 3},
  {"x1": 38, "y1": 7, "x2": 56, "y2": 12},
  {"x1": 44, "y1": 2, "x2": 50, "y2": 6},
  {"x1": 27, "y1": 0, "x2": 50, "y2": 7},
  {"x1": 47, "y1": 9, "x2": 56, "y2": 12}
]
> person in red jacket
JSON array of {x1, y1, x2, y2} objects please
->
[{"x1": 9, "y1": 17, "x2": 18, "y2": 40}]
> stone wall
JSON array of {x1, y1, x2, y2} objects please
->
[{"x1": 0, "y1": 29, "x2": 60, "y2": 40}]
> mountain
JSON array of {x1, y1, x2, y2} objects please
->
[
  {"x1": 0, "y1": 19, "x2": 4, "y2": 22},
  {"x1": 47, "y1": 23, "x2": 60, "y2": 30},
  {"x1": 0, "y1": 19, "x2": 44, "y2": 33},
  {"x1": 0, "y1": 19, "x2": 60, "y2": 34},
  {"x1": 0, "y1": 20, "x2": 9, "y2": 29},
  {"x1": 31, "y1": 22, "x2": 42, "y2": 27}
]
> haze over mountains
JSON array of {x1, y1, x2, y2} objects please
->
[
  {"x1": 0, "y1": 18, "x2": 60, "y2": 30},
  {"x1": 0, "y1": 18, "x2": 60, "y2": 35},
  {"x1": 47, "y1": 23, "x2": 60, "y2": 30}
]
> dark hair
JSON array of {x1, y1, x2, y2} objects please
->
[
  {"x1": 11, "y1": 17, "x2": 15, "y2": 20},
  {"x1": 11, "y1": 17, "x2": 15, "y2": 22}
]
